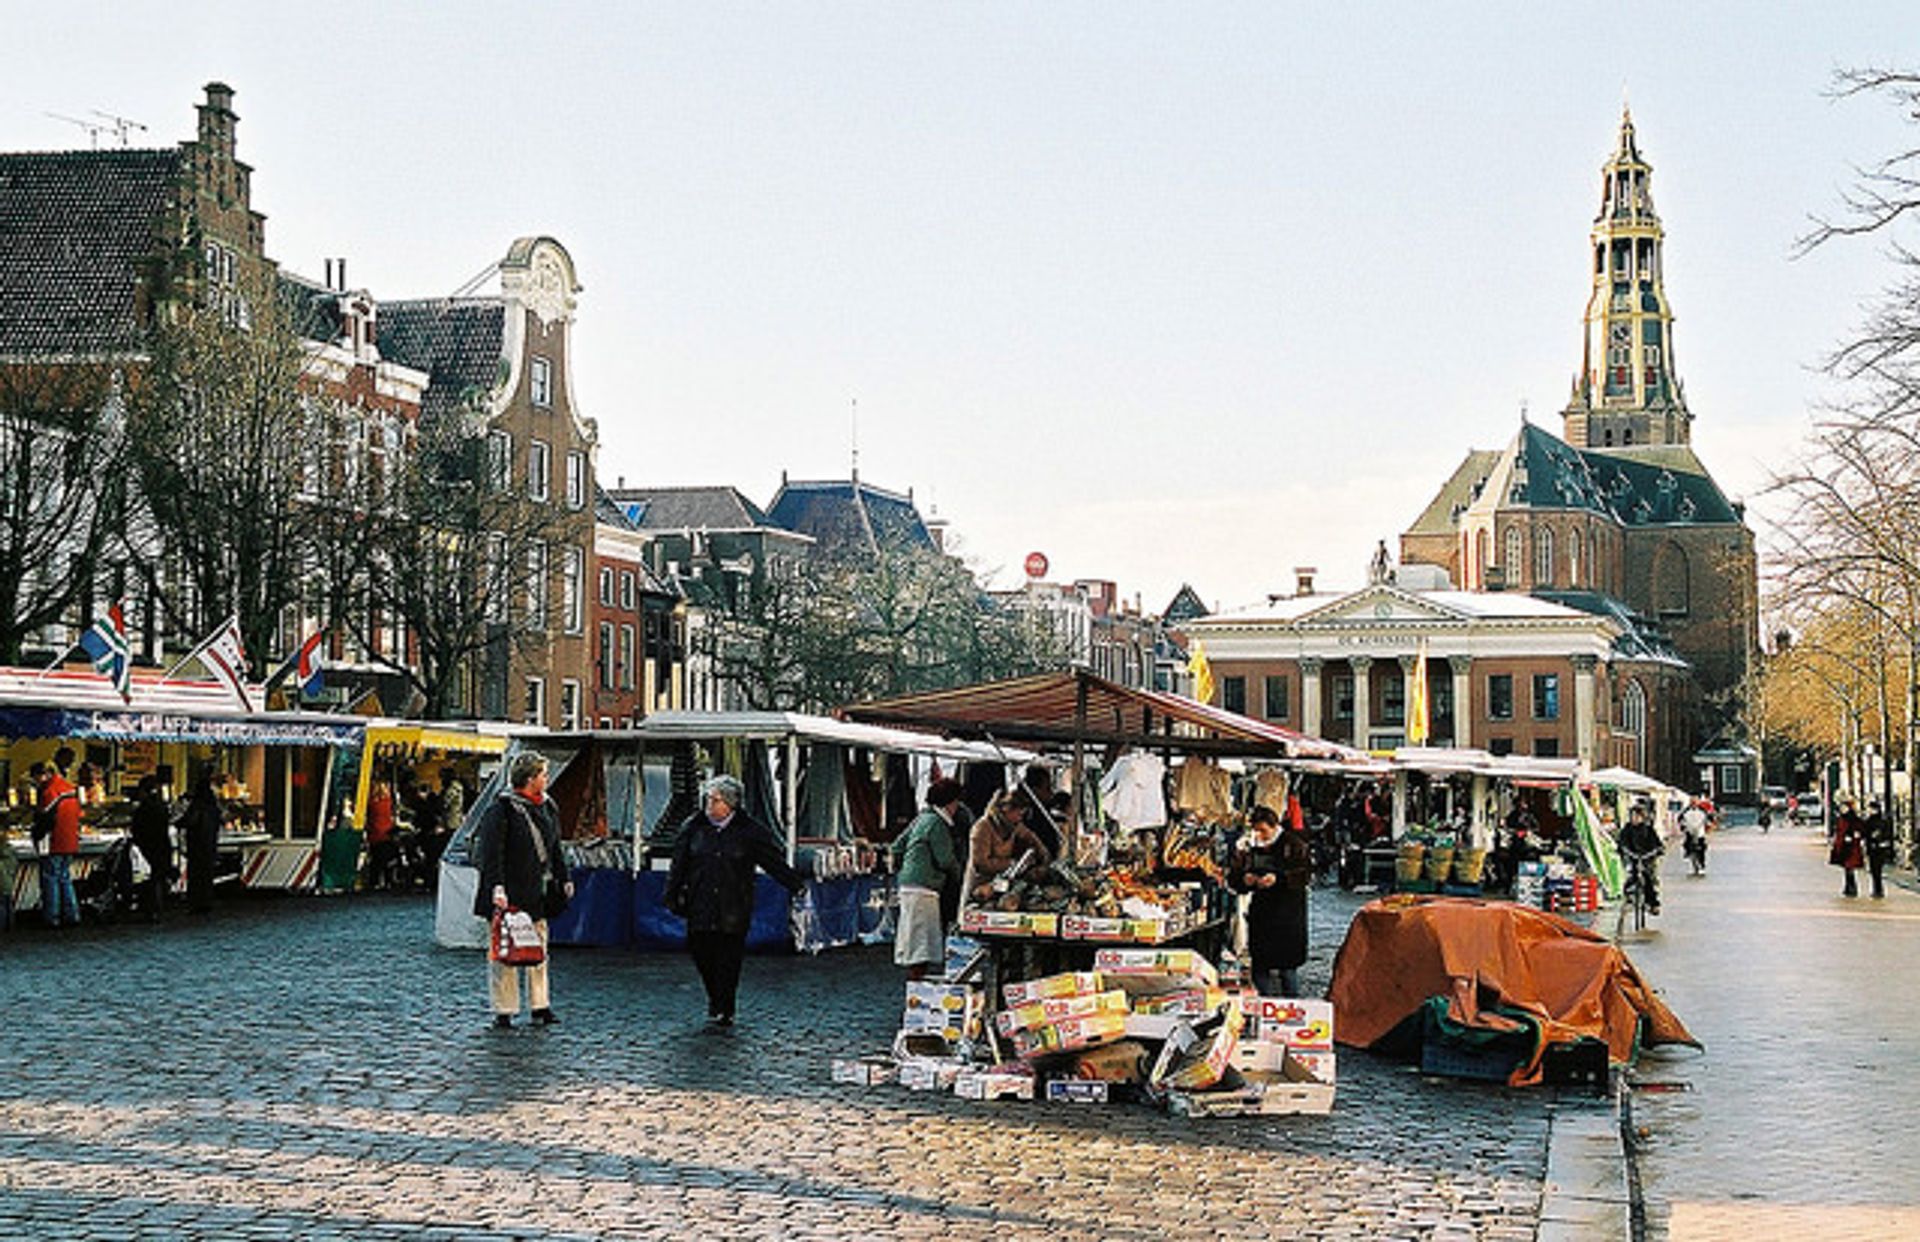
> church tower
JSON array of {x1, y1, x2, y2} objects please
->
[{"x1": 1561, "y1": 108, "x2": 1689, "y2": 450}]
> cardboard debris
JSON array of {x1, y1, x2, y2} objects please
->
[
  {"x1": 1010, "y1": 1010, "x2": 1129, "y2": 1060},
  {"x1": 830, "y1": 1055, "x2": 897, "y2": 1086},
  {"x1": 994, "y1": 989, "x2": 1129, "y2": 1037},
  {"x1": 953, "y1": 1069, "x2": 1035, "y2": 1101},
  {"x1": 1002, "y1": 971, "x2": 1102, "y2": 1008}
]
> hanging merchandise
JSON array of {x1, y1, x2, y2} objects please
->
[
  {"x1": 1174, "y1": 759, "x2": 1232, "y2": 822},
  {"x1": 1253, "y1": 768, "x2": 1290, "y2": 818},
  {"x1": 1100, "y1": 752, "x2": 1167, "y2": 831}
]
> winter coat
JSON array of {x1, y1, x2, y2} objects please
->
[
  {"x1": 665, "y1": 810, "x2": 805, "y2": 936},
  {"x1": 37, "y1": 775, "x2": 82, "y2": 856},
  {"x1": 1865, "y1": 813, "x2": 1895, "y2": 865},
  {"x1": 471, "y1": 792, "x2": 569, "y2": 920},
  {"x1": 130, "y1": 792, "x2": 175, "y2": 879},
  {"x1": 1229, "y1": 829, "x2": 1312, "y2": 974},
  {"x1": 895, "y1": 807, "x2": 961, "y2": 892}
]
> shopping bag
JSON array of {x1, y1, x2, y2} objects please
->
[{"x1": 490, "y1": 909, "x2": 545, "y2": 965}]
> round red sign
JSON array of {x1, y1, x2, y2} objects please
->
[{"x1": 1024, "y1": 551, "x2": 1049, "y2": 579}]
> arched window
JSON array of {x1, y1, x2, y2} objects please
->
[
  {"x1": 1621, "y1": 679, "x2": 1648, "y2": 765},
  {"x1": 1567, "y1": 526, "x2": 1582, "y2": 586},
  {"x1": 1589, "y1": 530, "x2": 1601, "y2": 591},
  {"x1": 1476, "y1": 529, "x2": 1490, "y2": 589},
  {"x1": 1503, "y1": 527, "x2": 1523, "y2": 584},
  {"x1": 1535, "y1": 527, "x2": 1554, "y2": 587},
  {"x1": 1654, "y1": 540, "x2": 1690, "y2": 617}
]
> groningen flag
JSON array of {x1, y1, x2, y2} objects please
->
[
  {"x1": 1406, "y1": 638, "x2": 1430, "y2": 745},
  {"x1": 77, "y1": 603, "x2": 132, "y2": 701},
  {"x1": 1570, "y1": 788, "x2": 1625, "y2": 901},
  {"x1": 1187, "y1": 640, "x2": 1216, "y2": 705}
]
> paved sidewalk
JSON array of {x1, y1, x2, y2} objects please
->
[
  {"x1": 1621, "y1": 815, "x2": 1920, "y2": 1242},
  {"x1": 0, "y1": 887, "x2": 1575, "y2": 1240}
]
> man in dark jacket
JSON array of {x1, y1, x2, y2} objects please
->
[
  {"x1": 472, "y1": 752, "x2": 574, "y2": 1029},
  {"x1": 665, "y1": 774, "x2": 807, "y2": 1028},
  {"x1": 1864, "y1": 801, "x2": 1895, "y2": 900},
  {"x1": 128, "y1": 775, "x2": 176, "y2": 920}
]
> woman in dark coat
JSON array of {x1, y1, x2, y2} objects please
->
[
  {"x1": 128, "y1": 775, "x2": 176, "y2": 920},
  {"x1": 1228, "y1": 804, "x2": 1313, "y2": 995},
  {"x1": 665, "y1": 774, "x2": 806, "y2": 1028},
  {"x1": 180, "y1": 771, "x2": 226, "y2": 915},
  {"x1": 472, "y1": 752, "x2": 573, "y2": 1029}
]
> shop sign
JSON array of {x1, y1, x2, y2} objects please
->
[{"x1": 83, "y1": 711, "x2": 362, "y2": 747}]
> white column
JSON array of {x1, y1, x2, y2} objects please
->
[
  {"x1": 1299, "y1": 657, "x2": 1324, "y2": 738},
  {"x1": 1449, "y1": 655, "x2": 1473, "y2": 748},
  {"x1": 1351, "y1": 656, "x2": 1373, "y2": 750},
  {"x1": 1573, "y1": 654, "x2": 1598, "y2": 767}
]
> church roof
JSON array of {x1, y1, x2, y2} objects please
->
[
  {"x1": 1405, "y1": 449, "x2": 1502, "y2": 535},
  {"x1": 611, "y1": 485, "x2": 773, "y2": 532},
  {"x1": 1535, "y1": 589, "x2": 1687, "y2": 666},
  {"x1": 0, "y1": 148, "x2": 182, "y2": 355},
  {"x1": 765, "y1": 478, "x2": 932, "y2": 554}
]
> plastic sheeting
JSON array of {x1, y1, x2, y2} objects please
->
[{"x1": 1328, "y1": 895, "x2": 1699, "y2": 1086}]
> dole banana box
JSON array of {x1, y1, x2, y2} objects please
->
[
  {"x1": 1001, "y1": 970, "x2": 1101, "y2": 1008},
  {"x1": 994, "y1": 989, "x2": 1128, "y2": 1037},
  {"x1": 1238, "y1": 996, "x2": 1334, "y2": 1050}
]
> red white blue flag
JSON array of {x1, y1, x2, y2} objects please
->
[
  {"x1": 291, "y1": 630, "x2": 326, "y2": 697},
  {"x1": 77, "y1": 602, "x2": 132, "y2": 701}
]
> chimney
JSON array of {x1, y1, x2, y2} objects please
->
[
  {"x1": 1294, "y1": 567, "x2": 1317, "y2": 597},
  {"x1": 197, "y1": 82, "x2": 238, "y2": 161}
]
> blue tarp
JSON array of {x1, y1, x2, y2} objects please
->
[{"x1": 549, "y1": 867, "x2": 885, "y2": 953}]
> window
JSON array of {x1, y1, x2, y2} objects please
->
[
  {"x1": 1222, "y1": 675, "x2": 1246, "y2": 714},
  {"x1": 1488, "y1": 737, "x2": 1514, "y2": 757},
  {"x1": 1334, "y1": 675, "x2": 1354, "y2": 721},
  {"x1": 1533, "y1": 673, "x2": 1560, "y2": 721},
  {"x1": 1535, "y1": 527, "x2": 1553, "y2": 586},
  {"x1": 598, "y1": 621, "x2": 615, "y2": 690},
  {"x1": 619, "y1": 571, "x2": 635, "y2": 610},
  {"x1": 486, "y1": 430, "x2": 511, "y2": 491},
  {"x1": 523, "y1": 676, "x2": 546, "y2": 726},
  {"x1": 1503, "y1": 528, "x2": 1523, "y2": 583},
  {"x1": 530, "y1": 356, "x2": 552, "y2": 408},
  {"x1": 619, "y1": 623, "x2": 636, "y2": 691},
  {"x1": 528, "y1": 440, "x2": 551, "y2": 501},
  {"x1": 485, "y1": 534, "x2": 509, "y2": 621},
  {"x1": 1264, "y1": 675, "x2": 1290, "y2": 721},
  {"x1": 1533, "y1": 738, "x2": 1560, "y2": 758},
  {"x1": 1568, "y1": 528, "x2": 1582, "y2": 586},
  {"x1": 523, "y1": 541, "x2": 547, "y2": 626},
  {"x1": 1488, "y1": 674, "x2": 1514, "y2": 721},
  {"x1": 559, "y1": 679, "x2": 580, "y2": 730},
  {"x1": 562, "y1": 547, "x2": 584, "y2": 634},
  {"x1": 566, "y1": 450, "x2": 586, "y2": 510},
  {"x1": 1719, "y1": 764, "x2": 1744, "y2": 794},
  {"x1": 1381, "y1": 674, "x2": 1404, "y2": 725},
  {"x1": 598, "y1": 567, "x2": 614, "y2": 606}
]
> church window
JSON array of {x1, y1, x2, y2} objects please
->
[
  {"x1": 1476, "y1": 530, "x2": 1490, "y2": 588},
  {"x1": 1568, "y1": 528, "x2": 1582, "y2": 585},
  {"x1": 1594, "y1": 244, "x2": 1604, "y2": 275},
  {"x1": 1504, "y1": 528, "x2": 1523, "y2": 583},
  {"x1": 1535, "y1": 528, "x2": 1554, "y2": 586}
]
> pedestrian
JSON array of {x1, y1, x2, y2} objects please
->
[
  {"x1": 963, "y1": 789, "x2": 1051, "y2": 904},
  {"x1": 1863, "y1": 800, "x2": 1894, "y2": 900},
  {"x1": 364, "y1": 778, "x2": 397, "y2": 890},
  {"x1": 180, "y1": 769, "x2": 225, "y2": 914},
  {"x1": 128, "y1": 774, "x2": 176, "y2": 920},
  {"x1": 471, "y1": 752, "x2": 573, "y2": 1030},
  {"x1": 1228, "y1": 805, "x2": 1312, "y2": 996},
  {"x1": 664, "y1": 774, "x2": 806, "y2": 1029},
  {"x1": 33, "y1": 752, "x2": 83, "y2": 928},
  {"x1": 1830, "y1": 801, "x2": 1867, "y2": 898},
  {"x1": 894, "y1": 778, "x2": 967, "y2": 982},
  {"x1": 1680, "y1": 800, "x2": 1708, "y2": 877}
]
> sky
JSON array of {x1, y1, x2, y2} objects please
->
[{"x1": 5, "y1": 3, "x2": 1915, "y2": 613}]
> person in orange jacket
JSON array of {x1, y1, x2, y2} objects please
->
[{"x1": 33, "y1": 748, "x2": 83, "y2": 927}]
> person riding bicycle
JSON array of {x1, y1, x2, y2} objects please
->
[{"x1": 1617, "y1": 801, "x2": 1663, "y2": 915}]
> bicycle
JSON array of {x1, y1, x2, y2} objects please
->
[{"x1": 1615, "y1": 852, "x2": 1654, "y2": 939}]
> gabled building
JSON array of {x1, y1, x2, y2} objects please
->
[{"x1": 589, "y1": 490, "x2": 683, "y2": 726}]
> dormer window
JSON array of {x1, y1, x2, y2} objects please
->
[{"x1": 530, "y1": 356, "x2": 553, "y2": 409}]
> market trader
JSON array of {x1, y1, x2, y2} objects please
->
[
  {"x1": 964, "y1": 789, "x2": 1051, "y2": 904},
  {"x1": 1228, "y1": 804, "x2": 1312, "y2": 995},
  {"x1": 665, "y1": 775, "x2": 807, "y2": 1030}
]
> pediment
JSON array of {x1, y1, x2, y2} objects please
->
[{"x1": 1294, "y1": 585, "x2": 1470, "y2": 627}]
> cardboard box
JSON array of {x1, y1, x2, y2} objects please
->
[
  {"x1": 995, "y1": 989, "x2": 1128, "y2": 1037},
  {"x1": 1132, "y1": 987, "x2": 1227, "y2": 1017},
  {"x1": 1002, "y1": 971, "x2": 1102, "y2": 1008},
  {"x1": 1011, "y1": 1010, "x2": 1128, "y2": 1059},
  {"x1": 1238, "y1": 997, "x2": 1334, "y2": 1050},
  {"x1": 830, "y1": 1055, "x2": 897, "y2": 1086},
  {"x1": 903, "y1": 981, "x2": 983, "y2": 1043},
  {"x1": 1094, "y1": 948, "x2": 1220, "y2": 991},
  {"x1": 1061, "y1": 915, "x2": 1133, "y2": 941},
  {"x1": 1169, "y1": 1054, "x2": 1337, "y2": 1117},
  {"x1": 1065, "y1": 1039, "x2": 1152, "y2": 1084},
  {"x1": 1234, "y1": 1043, "x2": 1337, "y2": 1083},
  {"x1": 897, "y1": 1057, "x2": 967, "y2": 1092},
  {"x1": 960, "y1": 909, "x2": 1031, "y2": 935},
  {"x1": 1123, "y1": 1013, "x2": 1184, "y2": 1042},
  {"x1": 1022, "y1": 913, "x2": 1060, "y2": 938},
  {"x1": 952, "y1": 1070, "x2": 1035, "y2": 1101},
  {"x1": 1148, "y1": 1002, "x2": 1244, "y2": 1092},
  {"x1": 1045, "y1": 1079, "x2": 1112, "y2": 1103}
]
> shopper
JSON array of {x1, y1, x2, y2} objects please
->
[
  {"x1": 33, "y1": 757, "x2": 83, "y2": 928},
  {"x1": 664, "y1": 774, "x2": 807, "y2": 1029},
  {"x1": 180, "y1": 770, "x2": 226, "y2": 915},
  {"x1": 1831, "y1": 801, "x2": 1867, "y2": 898},
  {"x1": 128, "y1": 774, "x2": 176, "y2": 920},
  {"x1": 1228, "y1": 805, "x2": 1312, "y2": 996},
  {"x1": 964, "y1": 789, "x2": 1051, "y2": 903},
  {"x1": 894, "y1": 778, "x2": 967, "y2": 982},
  {"x1": 1864, "y1": 800, "x2": 1894, "y2": 900},
  {"x1": 364, "y1": 779, "x2": 397, "y2": 890},
  {"x1": 472, "y1": 752, "x2": 573, "y2": 1029}
]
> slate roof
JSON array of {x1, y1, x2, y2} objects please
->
[
  {"x1": 764, "y1": 479, "x2": 932, "y2": 554},
  {"x1": 278, "y1": 272, "x2": 342, "y2": 344},
  {"x1": 0, "y1": 148, "x2": 182, "y2": 355},
  {"x1": 1405, "y1": 450, "x2": 1501, "y2": 535},
  {"x1": 1163, "y1": 584, "x2": 1210, "y2": 624},
  {"x1": 1535, "y1": 589, "x2": 1687, "y2": 666},
  {"x1": 608, "y1": 485, "x2": 772, "y2": 532},
  {"x1": 376, "y1": 298, "x2": 506, "y2": 421}
]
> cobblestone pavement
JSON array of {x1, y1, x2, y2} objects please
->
[
  {"x1": 1621, "y1": 812, "x2": 1920, "y2": 1242},
  {"x1": 0, "y1": 883, "x2": 1580, "y2": 1240}
]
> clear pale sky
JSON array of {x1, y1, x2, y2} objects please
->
[{"x1": 5, "y1": 3, "x2": 1912, "y2": 612}]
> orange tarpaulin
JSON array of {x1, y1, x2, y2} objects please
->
[{"x1": 1328, "y1": 895, "x2": 1698, "y2": 1086}]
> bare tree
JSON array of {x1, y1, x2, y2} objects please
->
[{"x1": 0, "y1": 363, "x2": 125, "y2": 662}]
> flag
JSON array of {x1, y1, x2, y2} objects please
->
[
  {"x1": 1406, "y1": 639, "x2": 1430, "y2": 745},
  {"x1": 1570, "y1": 788, "x2": 1625, "y2": 902},
  {"x1": 180, "y1": 615, "x2": 252, "y2": 711},
  {"x1": 77, "y1": 602, "x2": 132, "y2": 701},
  {"x1": 1187, "y1": 640, "x2": 1216, "y2": 705},
  {"x1": 268, "y1": 630, "x2": 328, "y2": 699}
]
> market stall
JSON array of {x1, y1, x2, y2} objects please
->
[{"x1": 0, "y1": 666, "x2": 362, "y2": 913}]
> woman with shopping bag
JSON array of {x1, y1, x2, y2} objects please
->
[{"x1": 472, "y1": 752, "x2": 574, "y2": 1029}]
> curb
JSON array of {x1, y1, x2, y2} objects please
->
[{"x1": 1538, "y1": 1085, "x2": 1635, "y2": 1241}]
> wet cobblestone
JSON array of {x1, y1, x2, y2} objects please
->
[{"x1": 0, "y1": 886, "x2": 1560, "y2": 1239}]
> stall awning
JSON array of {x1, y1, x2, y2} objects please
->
[
  {"x1": 632, "y1": 711, "x2": 1034, "y2": 764},
  {"x1": 0, "y1": 704, "x2": 362, "y2": 747},
  {"x1": 362, "y1": 722, "x2": 511, "y2": 759},
  {"x1": 842, "y1": 670, "x2": 1365, "y2": 760}
]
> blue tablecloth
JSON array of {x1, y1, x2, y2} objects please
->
[{"x1": 548, "y1": 867, "x2": 885, "y2": 953}]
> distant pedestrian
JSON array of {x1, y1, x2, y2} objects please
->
[
  {"x1": 180, "y1": 770, "x2": 226, "y2": 914},
  {"x1": 894, "y1": 778, "x2": 967, "y2": 982},
  {"x1": 1228, "y1": 804, "x2": 1312, "y2": 996},
  {"x1": 664, "y1": 774, "x2": 807, "y2": 1029},
  {"x1": 128, "y1": 774, "x2": 176, "y2": 920},
  {"x1": 471, "y1": 752, "x2": 573, "y2": 1030},
  {"x1": 33, "y1": 754, "x2": 82, "y2": 928},
  {"x1": 1831, "y1": 801, "x2": 1866, "y2": 898},
  {"x1": 364, "y1": 779, "x2": 397, "y2": 890},
  {"x1": 1863, "y1": 801, "x2": 1894, "y2": 900}
]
